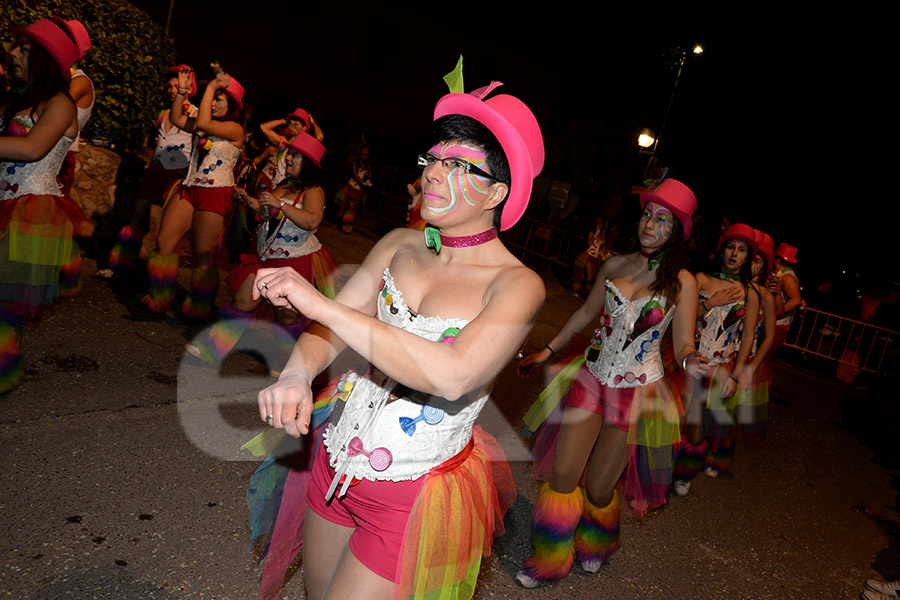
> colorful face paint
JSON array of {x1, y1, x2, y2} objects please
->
[
  {"x1": 639, "y1": 203, "x2": 674, "y2": 246},
  {"x1": 751, "y1": 256, "x2": 764, "y2": 278},
  {"x1": 422, "y1": 142, "x2": 493, "y2": 220},
  {"x1": 723, "y1": 240, "x2": 749, "y2": 272}
]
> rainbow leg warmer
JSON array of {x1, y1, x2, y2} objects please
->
[
  {"x1": 0, "y1": 309, "x2": 23, "y2": 394},
  {"x1": 141, "y1": 252, "x2": 178, "y2": 313},
  {"x1": 706, "y1": 439, "x2": 735, "y2": 474},
  {"x1": 58, "y1": 243, "x2": 82, "y2": 298},
  {"x1": 108, "y1": 226, "x2": 145, "y2": 278},
  {"x1": 520, "y1": 483, "x2": 583, "y2": 583},
  {"x1": 673, "y1": 436, "x2": 710, "y2": 483},
  {"x1": 575, "y1": 489, "x2": 621, "y2": 571},
  {"x1": 192, "y1": 302, "x2": 253, "y2": 365},
  {"x1": 180, "y1": 266, "x2": 219, "y2": 322}
]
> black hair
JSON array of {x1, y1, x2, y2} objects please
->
[
  {"x1": 427, "y1": 114, "x2": 511, "y2": 229},
  {"x1": 217, "y1": 91, "x2": 244, "y2": 127},
  {"x1": 1, "y1": 36, "x2": 73, "y2": 129},
  {"x1": 648, "y1": 217, "x2": 689, "y2": 304}
]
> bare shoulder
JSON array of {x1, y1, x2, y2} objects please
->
[
  {"x1": 676, "y1": 268, "x2": 698, "y2": 302},
  {"x1": 487, "y1": 263, "x2": 546, "y2": 313}
]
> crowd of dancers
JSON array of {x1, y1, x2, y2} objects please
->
[{"x1": 1, "y1": 16, "x2": 818, "y2": 600}]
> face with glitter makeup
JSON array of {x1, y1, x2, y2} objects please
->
[
  {"x1": 751, "y1": 255, "x2": 765, "y2": 278},
  {"x1": 421, "y1": 141, "x2": 494, "y2": 222},
  {"x1": 638, "y1": 202, "x2": 674, "y2": 249}
]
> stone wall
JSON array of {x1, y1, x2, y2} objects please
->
[{"x1": 70, "y1": 144, "x2": 121, "y2": 220}]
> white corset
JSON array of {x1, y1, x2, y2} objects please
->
[
  {"x1": 697, "y1": 292, "x2": 747, "y2": 366},
  {"x1": 0, "y1": 115, "x2": 73, "y2": 200},
  {"x1": 256, "y1": 192, "x2": 321, "y2": 260},
  {"x1": 184, "y1": 135, "x2": 239, "y2": 188},
  {"x1": 323, "y1": 268, "x2": 487, "y2": 496},
  {"x1": 585, "y1": 280, "x2": 675, "y2": 387},
  {"x1": 153, "y1": 106, "x2": 196, "y2": 171}
]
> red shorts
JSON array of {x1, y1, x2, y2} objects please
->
[
  {"x1": 137, "y1": 161, "x2": 185, "y2": 206},
  {"x1": 225, "y1": 253, "x2": 313, "y2": 292},
  {"x1": 564, "y1": 366, "x2": 636, "y2": 432},
  {"x1": 182, "y1": 185, "x2": 234, "y2": 217},
  {"x1": 306, "y1": 441, "x2": 425, "y2": 582}
]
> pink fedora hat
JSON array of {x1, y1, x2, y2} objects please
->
[
  {"x1": 775, "y1": 242, "x2": 798, "y2": 264},
  {"x1": 49, "y1": 18, "x2": 91, "y2": 59},
  {"x1": 717, "y1": 223, "x2": 759, "y2": 256},
  {"x1": 284, "y1": 132, "x2": 326, "y2": 168},
  {"x1": 639, "y1": 178, "x2": 697, "y2": 238},
  {"x1": 222, "y1": 75, "x2": 245, "y2": 111},
  {"x1": 9, "y1": 18, "x2": 79, "y2": 81},
  {"x1": 167, "y1": 64, "x2": 197, "y2": 97},
  {"x1": 286, "y1": 107, "x2": 310, "y2": 128},
  {"x1": 433, "y1": 82, "x2": 544, "y2": 231}
]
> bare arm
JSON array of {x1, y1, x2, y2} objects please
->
[
  {"x1": 260, "y1": 118, "x2": 287, "y2": 146},
  {"x1": 195, "y1": 76, "x2": 244, "y2": 143},
  {"x1": 308, "y1": 114, "x2": 324, "y2": 142},
  {"x1": 168, "y1": 69, "x2": 194, "y2": 131},
  {"x1": 0, "y1": 94, "x2": 76, "y2": 161},
  {"x1": 672, "y1": 270, "x2": 708, "y2": 378},
  {"x1": 723, "y1": 285, "x2": 760, "y2": 398},
  {"x1": 69, "y1": 75, "x2": 94, "y2": 109},
  {"x1": 780, "y1": 272, "x2": 802, "y2": 313},
  {"x1": 744, "y1": 286, "x2": 776, "y2": 380},
  {"x1": 280, "y1": 186, "x2": 325, "y2": 231}
]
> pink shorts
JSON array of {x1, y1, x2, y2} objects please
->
[
  {"x1": 306, "y1": 440, "x2": 425, "y2": 582},
  {"x1": 182, "y1": 185, "x2": 234, "y2": 217},
  {"x1": 565, "y1": 366, "x2": 636, "y2": 432}
]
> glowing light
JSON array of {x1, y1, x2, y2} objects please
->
[
  {"x1": 638, "y1": 128, "x2": 655, "y2": 148},
  {"x1": 693, "y1": 45, "x2": 704, "y2": 55}
]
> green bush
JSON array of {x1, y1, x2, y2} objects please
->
[{"x1": 1, "y1": 0, "x2": 176, "y2": 148}]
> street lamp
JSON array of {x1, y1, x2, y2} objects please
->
[{"x1": 637, "y1": 128, "x2": 656, "y2": 149}]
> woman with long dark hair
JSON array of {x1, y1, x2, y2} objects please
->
[
  {"x1": 0, "y1": 18, "x2": 85, "y2": 391},
  {"x1": 128, "y1": 66, "x2": 245, "y2": 321},
  {"x1": 516, "y1": 179, "x2": 706, "y2": 587},
  {"x1": 672, "y1": 222, "x2": 760, "y2": 495},
  {"x1": 185, "y1": 132, "x2": 338, "y2": 365}
]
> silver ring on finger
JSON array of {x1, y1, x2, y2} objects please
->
[
  {"x1": 261, "y1": 281, "x2": 269, "y2": 289},
  {"x1": 266, "y1": 414, "x2": 273, "y2": 421}
]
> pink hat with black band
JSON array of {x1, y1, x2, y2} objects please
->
[
  {"x1": 639, "y1": 178, "x2": 697, "y2": 238},
  {"x1": 222, "y1": 76, "x2": 245, "y2": 111},
  {"x1": 775, "y1": 242, "x2": 799, "y2": 264},
  {"x1": 167, "y1": 64, "x2": 198, "y2": 97},
  {"x1": 433, "y1": 82, "x2": 544, "y2": 231},
  {"x1": 9, "y1": 18, "x2": 79, "y2": 82},
  {"x1": 287, "y1": 107, "x2": 310, "y2": 128},
  {"x1": 284, "y1": 132, "x2": 326, "y2": 168},
  {"x1": 49, "y1": 18, "x2": 91, "y2": 59},
  {"x1": 717, "y1": 223, "x2": 759, "y2": 256}
]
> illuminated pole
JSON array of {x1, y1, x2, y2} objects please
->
[{"x1": 165, "y1": 0, "x2": 175, "y2": 35}]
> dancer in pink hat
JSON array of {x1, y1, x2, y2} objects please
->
[
  {"x1": 127, "y1": 65, "x2": 246, "y2": 321},
  {"x1": 255, "y1": 106, "x2": 325, "y2": 190},
  {"x1": 251, "y1": 71, "x2": 545, "y2": 600},
  {"x1": 0, "y1": 17, "x2": 87, "y2": 390},
  {"x1": 764, "y1": 242, "x2": 803, "y2": 365},
  {"x1": 673, "y1": 223, "x2": 761, "y2": 494},
  {"x1": 515, "y1": 177, "x2": 706, "y2": 587}
]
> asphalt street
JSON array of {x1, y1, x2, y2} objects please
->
[{"x1": 2, "y1": 217, "x2": 898, "y2": 599}]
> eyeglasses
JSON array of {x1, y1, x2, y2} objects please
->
[{"x1": 417, "y1": 153, "x2": 496, "y2": 181}]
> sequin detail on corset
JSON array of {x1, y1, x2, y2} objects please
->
[
  {"x1": 697, "y1": 291, "x2": 747, "y2": 365},
  {"x1": 0, "y1": 115, "x2": 73, "y2": 200},
  {"x1": 184, "y1": 135, "x2": 240, "y2": 188},
  {"x1": 322, "y1": 268, "x2": 488, "y2": 494},
  {"x1": 585, "y1": 280, "x2": 675, "y2": 388}
]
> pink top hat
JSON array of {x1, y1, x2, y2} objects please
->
[
  {"x1": 50, "y1": 18, "x2": 91, "y2": 59},
  {"x1": 717, "y1": 223, "x2": 759, "y2": 256},
  {"x1": 775, "y1": 242, "x2": 799, "y2": 264},
  {"x1": 284, "y1": 132, "x2": 326, "y2": 168},
  {"x1": 222, "y1": 75, "x2": 245, "y2": 111},
  {"x1": 286, "y1": 107, "x2": 310, "y2": 129},
  {"x1": 167, "y1": 64, "x2": 197, "y2": 97},
  {"x1": 433, "y1": 82, "x2": 544, "y2": 231},
  {"x1": 639, "y1": 178, "x2": 697, "y2": 238},
  {"x1": 753, "y1": 229, "x2": 775, "y2": 278},
  {"x1": 9, "y1": 18, "x2": 79, "y2": 82}
]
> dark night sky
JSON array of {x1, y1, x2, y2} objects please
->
[{"x1": 129, "y1": 1, "x2": 893, "y2": 290}]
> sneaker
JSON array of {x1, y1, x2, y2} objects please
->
[
  {"x1": 673, "y1": 480, "x2": 691, "y2": 496},
  {"x1": 704, "y1": 466, "x2": 720, "y2": 478},
  {"x1": 862, "y1": 589, "x2": 898, "y2": 600},
  {"x1": 580, "y1": 558, "x2": 603, "y2": 574},
  {"x1": 865, "y1": 580, "x2": 900, "y2": 596},
  {"x1": 184, "y1": 343, "x2": 203, "y2": 360},
  {"x1": 515, "y1": 571, "x2": 543, "y2": 589}
]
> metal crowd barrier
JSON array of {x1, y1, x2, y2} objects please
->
[
  {"x1": 500, "y1": 217, "x2": 586, "y2": 267},
  {"x1": 784, "y1": 306, "x2": 898, "y2": 375}
]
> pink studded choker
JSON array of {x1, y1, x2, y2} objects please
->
[{"x1": 424, "y1": 226, "x2": 498, "y2": 254}]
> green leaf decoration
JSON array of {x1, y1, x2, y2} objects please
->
[{"x1": 443, "y1": 55, "x2": 464, "y2": 94}]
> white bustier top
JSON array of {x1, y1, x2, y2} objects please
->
[
  {"x1": 256, "y1": 191, "x2": 322, "y2": 260},
  {"x1": 184, "y1": 135, "x2": 239, "y2": 188},
  {"x1": 323, "y1": 269, "x2": 487, "y2": 496},
  {"x1": 697, "y1": 292, "x2": 747, "y2": 366},
  {"x1": 0, "y1": 116, "x2": 73, "y2": 201},
  {"x1": 585, "y1": 281, "x2": 675, "y2": 388},
  {"x1": 153, "y1": 107, "x2": 196, "y2": 171}
]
